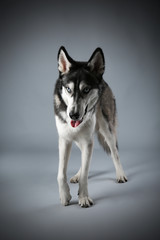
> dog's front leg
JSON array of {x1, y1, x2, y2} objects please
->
[
  {"x1": 57, "y1": 137, "x2": 72, "y2": 206},
  {"x1": 78, "y1": 140, "x2": 94, "y2": 208}
]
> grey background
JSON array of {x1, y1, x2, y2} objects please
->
[{"x1": 0, "y1": 1, "x2": 160, "y2": 239}]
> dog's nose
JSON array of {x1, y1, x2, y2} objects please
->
[{"x1": 69, "y1": 112, "x2": 80, "y2": 120}]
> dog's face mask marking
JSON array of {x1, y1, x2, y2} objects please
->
[
  {"x1": 61, "y1": 78, "x2": 99, "y2": 127},
  {"x1": 58, "y1": 46, "x2": 104, "y2": 128}
]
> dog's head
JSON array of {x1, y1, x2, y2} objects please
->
[{"x1": 57, "y1": 46, "x2": 105, "y2": 128}]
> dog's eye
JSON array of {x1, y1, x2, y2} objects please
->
[
  {"x1": 66, "y1": 87, "x2": 72, "y2": 94},
  {"x1": 83, "y1": 87, "x2": 90, "y2": 94}
]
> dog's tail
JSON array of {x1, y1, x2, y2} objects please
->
[{"x1": 97, "y1": 132, "x2": 111, "y2": 154}]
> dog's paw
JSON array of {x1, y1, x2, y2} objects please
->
[
  {"x1": 60, "y1": 192, "x2": 72, "y2": 206},
  {"x1": 117, "y1": 175, "x2": 128, "y2": 183},
  {"x1": 70, "y1": 175, "x2": 79, "y2": 183},
  {"x1": 116, "y1": 169, "x2": 128, "y2": 183},
  {"x1": 79, "y1": 196, "x2": 93, "y2": 208}
]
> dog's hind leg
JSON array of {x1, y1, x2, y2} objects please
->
[
  {"x1": 57, "y1": 137, "x2": 72, "y2": 206},
  {"x1": 98, "y1": 125, "x2": 127, "y2": 183},
  {"x1": 108, "y1": 136, "x2": 127, "y2": 183},
  {"x1": 70, "y1": 168, "x2": 81, "y2": 183}
]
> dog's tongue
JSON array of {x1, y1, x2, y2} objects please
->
[{"x1": 71, "y1": 120, "x2": 81, "y2": 128}]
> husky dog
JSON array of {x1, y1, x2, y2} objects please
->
[{"x1": 54, "y1": 46, "x2": 127, "y2": 207}]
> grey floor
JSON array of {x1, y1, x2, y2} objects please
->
[{"x1": 0, "y1": 147, "x2": 160, "y2": 240}]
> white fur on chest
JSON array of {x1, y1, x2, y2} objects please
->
[{"x1": 55, "y1": 113, "x2": 96, "y2": 142}]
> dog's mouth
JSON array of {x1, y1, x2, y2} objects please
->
[
  {"x1": 70, "y1": 119, "x2": 83, "y2": 128},
  {"x1": 70, "y1": 106, "x2": 88, "y2": 128}
]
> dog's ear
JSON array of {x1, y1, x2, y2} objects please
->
[
  {"x1": 87, "y1": 48, "x2": 105, "y2": 75},
  {"x1": 58, "y1": 46, "x2": 73, "y2": 74}
]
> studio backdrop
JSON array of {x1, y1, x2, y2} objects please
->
[{"x1": 0, "y1": 0, "x2": 159, "y2": 152}]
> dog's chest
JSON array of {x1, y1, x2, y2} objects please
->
[{"x1": 55, "y1": 115, "x2": 96, "y2": 142}]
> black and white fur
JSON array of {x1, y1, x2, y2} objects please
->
[{"x1": 54, "y1": 46, "x2": 127, "y2": 207}]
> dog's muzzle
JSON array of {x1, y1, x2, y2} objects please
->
[{"x1": 69, "y1": 112, "x2": 83, "y2": 128}]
